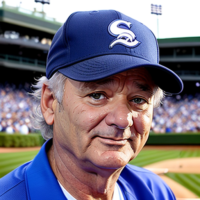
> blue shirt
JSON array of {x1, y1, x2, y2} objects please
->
[{"x1": 0, "y1": 140, "x2": 176, "y2": 200}]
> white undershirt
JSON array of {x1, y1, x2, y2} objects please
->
[{"x1": 58, "y1": 181, "x2": 124, "y2": 200}]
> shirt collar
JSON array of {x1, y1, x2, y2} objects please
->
[{"x1": 25, "y1": 139, "x2": 67, "y2": 200}]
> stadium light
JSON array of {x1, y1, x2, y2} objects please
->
[
  {"x1": 151, "y1": 4, "x2": 162, "y2": 15},
  {"x1": 35, "y1": 0, "x2": 50, "y2": 13},
  {"x1": 35, "y1": 0, "x2": 50, "y2": 4},
  {"x1": 151, "y1": 4, "x2": 162, "y2": 38}
]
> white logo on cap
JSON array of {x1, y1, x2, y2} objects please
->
[{"x1": 108, "y1": 20, "x2": 140, "y2": 48}]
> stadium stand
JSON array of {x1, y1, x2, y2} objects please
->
[
  {"x1": 0, "y1": 3, "x2": 199, "y2": 134},
  {"x1": 152, "y1": 93, "x2": 200, "y2": 133},
  {"x1": 0, "y1": 81, "x2": 34, "y2": 134},
  {"x1": 0, "y1": 3, "x2": 61, "y2": 134}
]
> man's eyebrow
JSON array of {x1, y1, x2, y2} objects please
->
[
  {"x1": 81, "y1": 78, "x2": 115, "y2": 90},
  {"x1": 135, "y1": 82, "x2": 154, "y2": 94}
]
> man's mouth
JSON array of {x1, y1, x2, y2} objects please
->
[{"x1": 95, "y1": 136, "x2": 130, "y2": 146}]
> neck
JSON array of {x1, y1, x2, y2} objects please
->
[{"x1": 47, "y1": 141, "x2": 124, "y2": 200}]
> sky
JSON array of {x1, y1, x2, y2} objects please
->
[{"x1": 2, "y1": 0, "x2": 200, "y2": 39}]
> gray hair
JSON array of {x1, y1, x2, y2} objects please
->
[
  {"x1": 31, "y1": 72, "x2": 164, "y2": 140},
  {"x1": 31, "y1": 72, "x2": 67, "y2": 140}
]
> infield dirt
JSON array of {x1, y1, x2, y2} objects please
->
[
  {"x1": 1, "y1": 145, "x2": 200, "y2": 153},
  {"x1": 0, "y1": 147, "x2": 41, "y2": 153},
  {"x1": 143, "y1": 145, "x2": 200, "y2": 151},
  {"x1": 143, "y1": 145, "x2": 200, "y2": 199}
]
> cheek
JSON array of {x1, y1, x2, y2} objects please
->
[
  {"x1": 133, "y1": 108, "x2": 153, "y2": 134},
  {"x1": 72, "y1": 105, "x2": 107, "y2": 133}
]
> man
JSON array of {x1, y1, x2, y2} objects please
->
[{"x1": 0, "y1": 10, "x2": 183, "y2": 200}]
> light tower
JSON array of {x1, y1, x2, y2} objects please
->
[
  {"x1": 151, "y1": 4, "x2": 162, "y2": 38},
  {"x1": 35, "y1": 0, "x2": 50, "y2": 13}
]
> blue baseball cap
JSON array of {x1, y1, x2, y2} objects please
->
[{"x1": 46, "y1": 10, "x2": 183, "y2": 94}]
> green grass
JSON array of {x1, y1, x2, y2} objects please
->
[
  {"x1": 1, "y1": 148, "x2": 200, "y2": 197},
  {"x1": 129, "y1": 149, "x2": 200, "y2": 197},
  {"x1": 129, "y1": 149, "x2": 200, "y2": 167},
  {"x1": 1, "y1": 149, "x2": 200, "y2": 177},
  {"x1": 0, "y1": 150, "x2": 39, "y2": 178},
  {"x1": 166, "y1": 173, "x2": 200, "y2": 197}
]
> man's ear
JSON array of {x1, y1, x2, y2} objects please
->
[{"x1": 41, "y1": 84, "x2": 56, "y2": 125}]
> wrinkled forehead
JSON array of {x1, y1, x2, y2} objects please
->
[
  {"x1": 71, "y1": 67, "x2": 157, "y2": 93},
  {"x1": 115, "y1": 67, "x2": 155, "y2": 82}
]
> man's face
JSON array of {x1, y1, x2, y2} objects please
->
[{"x1": 53, "y1": 68, "x2": 155, "y2": 170}]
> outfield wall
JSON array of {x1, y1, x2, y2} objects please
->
[
  {"x1": 0, "y1": 133, "x2": 44, "y2": 147},
  {"x1": 147, "y1": 133, "x2": 200, "y2": 145},
  {"x1": 0, "y1": 132, "x2": 200, "y2": 147}
]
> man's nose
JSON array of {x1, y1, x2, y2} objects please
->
[{"x1": 105, "y1": 103, "x2": 132, "y2": 129}]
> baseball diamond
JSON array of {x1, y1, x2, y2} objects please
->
[{"x1": 1, "y1": 145, "x2": 200, "y2": 199}]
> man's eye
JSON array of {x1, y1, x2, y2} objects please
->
[
  {"x1": 89, "y1": 93, "x2": 105, "y2": 100},
  {"x1": 132, "y1": 98, "x2": 146, "y2": 104}
]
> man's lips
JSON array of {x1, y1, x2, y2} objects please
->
[{"x1": 95, "y1": 136, "x2": 130, "y2": 145}]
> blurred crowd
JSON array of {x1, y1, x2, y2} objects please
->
[
  {"x1": 0, "y1": 82, "x2": 36, "y2": 134},
  {"x1": 152, "y1": 93, "x2": 200, "y2": 133},
  {"x1": 0, "y1": 82, "x2": 200, "y2": 134}
]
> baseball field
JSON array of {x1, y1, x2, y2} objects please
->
[{"x1": 0, "y1": 145, "x2": 200, "y2": 199}]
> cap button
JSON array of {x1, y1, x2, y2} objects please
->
[{"x1": 89, "y1": 10, "x2": 99, "y2": 15}]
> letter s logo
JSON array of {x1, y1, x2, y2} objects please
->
[{"x1": 108, "y1": 20, "x2": 140, "y2": 48}]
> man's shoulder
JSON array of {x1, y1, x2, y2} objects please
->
[
  {"x1": 121, "y1": 164, "x2": 162, "y2": 181},
  {"x1": 119, "y1": 164, "x2": 176, "y2": 199},
  {"x1": 123, "y1": 163, "x2": 157, "y2": 173},
  {"x1": 0, "y1": 162, "x2": 31, "y2": 200}
]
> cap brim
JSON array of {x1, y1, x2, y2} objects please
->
[{"x1": 58, "y1": 54, "x2": 183, "y2": 94}]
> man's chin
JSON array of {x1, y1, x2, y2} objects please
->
[{"x1": 91, "y1": 150, "x2": 132, "y2": 170}]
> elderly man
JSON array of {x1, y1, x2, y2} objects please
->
[{"x1": 0, "y1": 10, "x2": 183, "y2": 200}]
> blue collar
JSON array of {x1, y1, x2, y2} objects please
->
[{"x1": 25, "y1": 139, "x2": 66, "y2": 200}]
